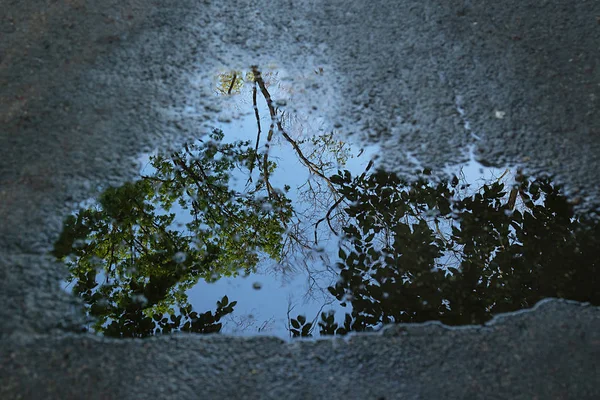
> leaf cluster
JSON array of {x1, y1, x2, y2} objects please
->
[
  {"x1": 53, "y1": 130, "x2": 292, "y2": 336},
  {"x1": 308, "y1": 169, "x2": 599, "y2": 335}
]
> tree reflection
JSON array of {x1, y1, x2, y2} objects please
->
[
  {"x1": 53, "y1": 66, "x2": 599, "y2": 338},
  {"x1": 53, "y1": 129, "x2": 292, "y2": 337},
  {"x1": 313, "y1": 168, "x2": 599, "y2": 336},
  {"x1": 218, "y1": 66, "x2": 356, "y2": 275},
  {"x1": 53, "y1": 66, "x2": 352, "y2": 337}
]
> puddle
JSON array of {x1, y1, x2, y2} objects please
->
[{"x1": 53, "y1": 66, "x2": 600, "y2": 339}]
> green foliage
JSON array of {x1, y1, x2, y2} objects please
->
[
  {"x1": 53, "y1": 129, "x2": 293, "y2": 337},
  {"x1": 297, "y1": 131, "x2": 353, "y2": 170},
  {"x1": 216, "y1": 71, "x2": 249, "y2": 95}
]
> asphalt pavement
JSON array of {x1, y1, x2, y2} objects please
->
[{"x1": 1, "y1": 0, "x2": 599, "y2": 398}]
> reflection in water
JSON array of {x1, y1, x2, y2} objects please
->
[
  {"x1": 314, "y1": 169, "x2": 599, "y2": 336},
  {"x1": 53, "y1": 67, "x2": 599, "y2": 338},
  {"x1": 53, "y1": 129, "x2": 291, "y2": 337}
]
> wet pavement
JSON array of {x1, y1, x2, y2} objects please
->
[
  {"x1": 51, "y1": 67, "x2": 599, "y2": 340},
  {"x1": 1, "y1": 0, "x2": 599, "y2": 398}
]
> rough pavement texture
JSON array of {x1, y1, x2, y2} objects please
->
[
  {"x1": 318, "y1": 0, "x2": 600, "y2": 199},
  {"x1": 1, "y1": 0, "x2": 599, "y2": 398},
  {"x1": 2, "y1": 300, "x2": 599, "y2": 400}
]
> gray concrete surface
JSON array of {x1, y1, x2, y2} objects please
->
[
  {"x1": 1, "y1": 0, "x2": 599, "y2": 398},
  {"x1": 1, "y1": 300, "x2": 599, "y2": 400}
]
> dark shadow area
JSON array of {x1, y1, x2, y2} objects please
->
[{"x1": 312, "y1": 168, "x2": 599, "y2": 336}]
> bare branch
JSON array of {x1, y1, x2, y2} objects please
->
[
  {"x1": 314, "y1": 195, "x2": 346, "y2": 242},
  {"x1": 252, "y1": 66, "x2": 336, "y2": 189},
  {"x1": 247, "y1": 82, "x2": 262, "y2": 180},
  {"x1": 227, "y1": 73, "x2": 237, "y2": 95}
]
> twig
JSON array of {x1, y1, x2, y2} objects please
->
[
  {"x1": 286, "y1": 299, "x2": 296, "y2": 338},
  {"x1": 247, "y1": 82, "x2": 262, "y2": 180},
  {"x1": 227, "y1": 73, "x2": 237, "y2": 95},
  {"x1": 314, "y1": 195, "x2": 346, "y2": 242}
]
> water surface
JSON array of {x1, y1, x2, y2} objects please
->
[{"x1": 53, "y1": 67, "x2": 600, "y2": 339}]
